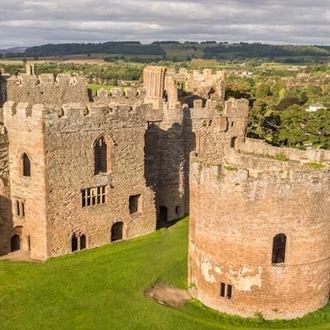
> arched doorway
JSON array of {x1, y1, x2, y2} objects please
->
[
  {"x1": 111, "y1": 222, "x2": 123, "y2": 242},
  {"x1": 11, "y1": 234, "x2": 20, "y2": 252}
]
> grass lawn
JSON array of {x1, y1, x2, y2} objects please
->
[
  {"x1": 1, "y1": 218, "x2": 330, "y2": 329},
  {"x1": 87, "y1": 83, "x2": 119, "y2": 95}
]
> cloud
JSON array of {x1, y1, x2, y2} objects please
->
[{"x1": 1, "y1": 0, "x2": 329, "y2": 49}]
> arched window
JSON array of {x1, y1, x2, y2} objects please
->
[
  {"x1": 272, "y1": 233, "x2": 286, "y2": 264},
  {"x1": 71, "y1": 234, "x2": 78, "y2": 252},
  {"x1": 80, "y1": 234, "x2": 86, "y2": 250},
  {"x1": 22, "y1": 153, "x2": 31, "y2": 176},
  {"x1": 94, "y1": 136, "x2": 108, "y2": 174}
]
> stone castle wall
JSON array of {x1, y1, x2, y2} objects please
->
[{"x1": 0, "y1": 126, "x2": 12, "y2": 254}]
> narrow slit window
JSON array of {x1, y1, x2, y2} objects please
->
[
  {"x1": 15, "y1": 199, "x2": 25, "y2": 217},
  {"x1": 230, "y1": 137, "x2": 237, "y2": 148},
  {"x1": 220, "y1": 282, "x2": 225, "y2": 297},
  {"x1": 227, "y1": 285, "x2": 232, "y2": 299}
]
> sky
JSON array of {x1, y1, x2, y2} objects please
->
[{"x1": 1, "y1": 0, "x2": 330, "y2": 49}]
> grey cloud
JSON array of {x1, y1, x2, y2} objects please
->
[{"x1": 0, "y1": 0, "x2": 329, "y2": 49}]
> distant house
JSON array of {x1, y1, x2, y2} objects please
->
[{"x1": 306, "y1": 103, "x2": 326, "y2": 112}]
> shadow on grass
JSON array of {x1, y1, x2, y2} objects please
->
[{"x1": 156, "y1": 215, "x2": 187, "y2": 230}]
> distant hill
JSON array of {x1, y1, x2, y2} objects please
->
[
  {"x1": 2, "y1": 41, "x2": 330, "y2": 63},
  {"x1": 24, "y1": 42, "x2": 165, "y2": 57},
  {"x1": 0, "y1": 47, "x2": 27, "y2": 55}
]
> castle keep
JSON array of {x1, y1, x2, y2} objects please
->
[
  {"x1": 1, "y1": 65, "x2": 330, "y2": 319},
  {"x1": 0, "y1": 65, "x2": 228, "y2": 260}
]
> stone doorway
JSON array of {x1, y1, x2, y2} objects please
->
[
  {"x1": 111, "y1": 222, "x2": 124, "y2": 242},
  {"x1": 11, "y1": 234, "x2": 20, "y2": 252},
  {"x1": 159, "y1": 205, "x2": 168, "y2": 222}
]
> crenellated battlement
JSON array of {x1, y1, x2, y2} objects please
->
[
  {"x1": 93, "y1": 86, "x2": 146, "y2": 104},
  {"x1": 192, "y1": 135, "x2": 330, "y2": 173},
  {"x1": 166, "y1": 67, "x2": 225, "y2": 80},
  {"x1": 5, "y1": 74, "x2": 89, "y2": 106},
  {"x1": 3, "y1": 101, "x2": 152, "y2": 132},
  {"x1": 8, "y1": 73, "x2": 87, "y2": 87}
]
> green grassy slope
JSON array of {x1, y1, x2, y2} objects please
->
[{"x1": 0, "y1": 218, "x2": 330, "y2": 329}]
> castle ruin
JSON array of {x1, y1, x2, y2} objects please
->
[{"x1": 1, "y1": 65, "x2": 330, "y2": 319}]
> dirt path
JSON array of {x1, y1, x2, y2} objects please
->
[{"x1": 145, "y1": 284, "x2": 191, "y2": 308}]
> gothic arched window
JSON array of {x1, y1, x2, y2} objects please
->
[
  {"x1": 22, "y1": 153, "x2": 31, "y2": 177},
  {"x1": 94, "y1": 136, "x2": 107, "y2": 174}
]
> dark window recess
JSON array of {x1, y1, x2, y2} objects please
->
[
  {"x1": 220, "y1": 282, "x2": 226, "y2": 297},
  {"x1": 72, "y1": 233, "x2": 87, "y2": 252},
  {"x1": 175, "y1": 205, "x2": 180, "y2": 215},
  {"x1": 272, "y1": 233, "x2": 287, "y2": 264},
  {"x1": 81, "y1": 186, "x2": 106, "y2": 207},
  {"x1": 230, "y1": 137, "x2": 237, "y2": 148},
  {"x1": 80, "y1": 234, "x2": 86, "y2": 250},
  {"x1": 227, "y1": 285, "x2": 232, "y2": 299},
  {"x1": 94, "y1": 136, "x2": 107, "y2": 174},
  {"x1": 220, "y1": 282, "x2": 232, "y2": 299},
  {"x1": 129, "y1": 194, "x2": 141, "y2": 214},
  {"x1": 71, "y1": 234, "x2": 78, "y2": 252},
  {"x1": 22, "y1": 153, "x2": 31, "y2": 176}
]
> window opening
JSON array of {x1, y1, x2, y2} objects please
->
[
  {"x1": 22, "y1": 153, "x2": 31, "y2": 176},
  {"x1": 129, "y1": 194, "x2": 141, "y2": 214},
  {"x1": 220, "y1": 282, "x2": 225, "y2": 297},
  {"x1": 81, "y1": 186, "x2": 106, "y2": 207},
  {"x1": 80, "y1": 234, "x2": 86, "y2": 250},
  {"x1": 272, "y1": 233, "x2": 286, "y2": 264},
  {"x1": 230, "y1": 137, "x2": 237, "y2": 148},
  {"x1": 71, "y1": 234, "x2": 78, "y2": 252},
  {"x1": 16, "y1": 199, "x2": 25, "y2": 217},
  {"x1": 94, "y1": 136, "x2": 107, "y2": 174},
  {"x1": 227, "y1": 285, "x2": 232, "y2": 299},
  {"x1": 220, "y1": 282, "x2": 232, "y2": 299}
]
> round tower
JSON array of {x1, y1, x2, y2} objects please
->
[{"x1": 189, "y1": 146, "x2": 330, "y2": 320}]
